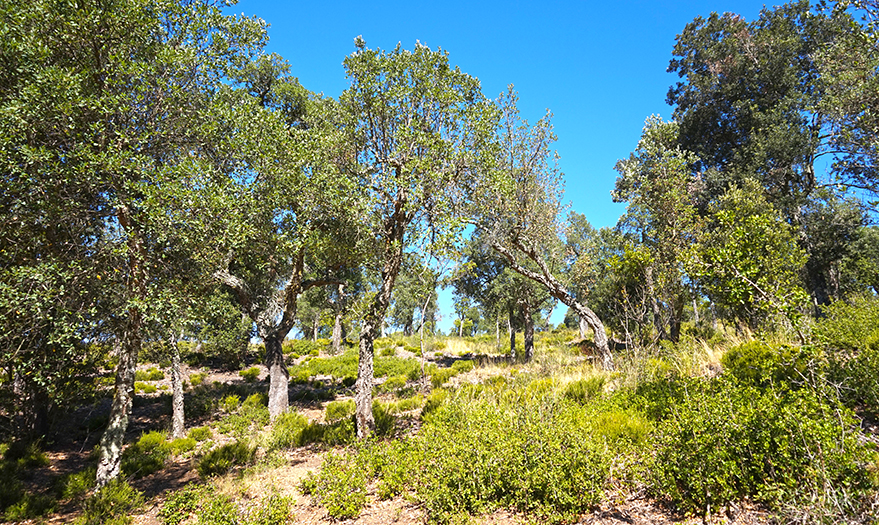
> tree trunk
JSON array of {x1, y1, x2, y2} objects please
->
[
  {"x1": 508, "y1": 304, "x2": 516, "y2": 359},
  {"x1": 495, "y1": 314, "x2": 500, "y2": 349},
  {"x1": 669, "y1": 297, "x2": 684, "y2": 343},
  {"x1": 96, "y1": 205, "x2": 145, "y2": 488},
  {"x1": 170, "y1": 331, "x2": 185, "y2": 440},
  {"x1": 491, "y1": 241, "x2": 613, "y2": 369},
  {"x1": 332, "y1": 312, "x2": 343, "y2": 354},
  {"x1": 355, "y1": 199, "x2": 407, "y2": 438},
  {"x1": 645, "y1": 265, "x2": 668, "y2": 342},
  {"x1": 312, "y1": 316, "x2": 319, "y2": 342},
  {"x1": 522, "y1": 300, "x2": 534, "y2": 362},
  {"x1": 96, "y1": 328, "x2": 140, "y2": 487},
  {"x1": 693, "y1": 298, "x2": 699, "y2": 324},
  {"x1": 264, "y1": 333, "x2": 288, "y2": 420}
]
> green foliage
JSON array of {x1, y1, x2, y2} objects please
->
[
  {"x1": 166, "y1": 437, "x2": 197, "y2": 455},
  {"x1": 325, "y1": 399, "x2": 355, "y2": 423},
  {"x1": 244, "y1": 492, "x2": 294, "y2": 525},
  {"x1": 300, "y1": 454, "x2": 367, "y2": 520},
  {"x1": 135, "y1": 367, "x2": 165, "y2": 381},
  {"x1": 265, "y1": 412, "x2": 309, "y2": 450},
  {"x1": 814, "y1": 296, "x2": 879, "y2": 352},
  {"x1": 159, "y1": 482, "x2": 210, "y2": 525},
  {"x1": 57, "y1": 466, "x2": 97, "y2": 500},
  {"x1": 134, "y1": 381, "x2": 157, "y2": 394},
  {"x1": 591, "y1": 409, "x2": 651, "y2": 446},
  {"x1": 650, "y1": 378, "x2": 870, "y2": 516},
  {"x1": 222, "y1": 395, "x2": 241, "y2": 413},
  {"x1": 197, "y1": 441, "x2": 256, "y2": 478},
  {"x1": 239, "y1": 367, "x2": 261, "y2": 383},
  {"x1": 283, "y1": 338, "x2": 325, "y2": 357},
  {"x1": 3, "y1": 490, "x2": 56, "y2": 521},
  {"x1": 198, "y1": 492, "x2": 239, "y2": 525},
  {"x1": 377, "y1": 374, "x2": 407, "y2": 393},
  {"x1": 563, "y1": 376, "x2": 606, "y2": 404},
  {"x1": 121, "y1": 431, "x2": 169, "y2": 478},
  {"x1": 721, "y1": 341, "x2": 821, "y2": 389},
  {"x1": 188, "y1": 426, "x2": 212, "y2": 442},
  {"x1": 75, "y1": 478, "x2": 143, "y2": 525},
  {"x1": 243, "y1": 392, "x2": 268, "y2": 409},
  {"x1": 189, "y1": 372, "x2": 206, "y2": 387}
]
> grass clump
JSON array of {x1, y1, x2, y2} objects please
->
[
  {"x1": 121, "y1": 431, "x2": 169, "y2": 478},
  {"x1": 197, "y1": 441, "x2": 256, "y2": 478},
  {"x1": 325, "y1": 399, "x2": 355, "y2": 423},
  {"x1": 266, "y1": 411, "x2": 309, "y2": 450},
  {"x1": 239, "y1": 366, "x2": 261, "y2": 383},
  {"x1": 134, "y1": 381, "x2": 157, "y2": 394},
  {"x1": 189, "y1": 372, "x2": 206, "y2": 386},
  {"x1": 188, "y1": 426, "x2": 212, "y2": 442},
  {"x1": 135, "y1": 367, "x2": 165, "y2": 381},
  {"x1": 74, "y1": 478, "x2": 143, "y2": 525},
  {"x1": 564, "y1": 376, "x2": 606, "y2": 404}
]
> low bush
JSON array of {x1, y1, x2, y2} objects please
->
[
  {"x1": 166, "y1": 437, "x2": 197, "y2": 455},
  {"x1": 239, "y1": 367, "x2": 261, "y2": 383},
  {"x1": 721, "y1": 340, "x2": 822, "y2": 389},
  {"x1": 188, "y1": 426, "x2": 212, "y2": 442},
  {"x1": 134, "y1": 381, "x2": 157, "y2": 394},
  {"x1": 564, "y1": 376, "x2": 605, "y2": 404},
  {"x1": 300, "y1": 452, "x2": 368, "y2": 520},
  {"x1": 135, "y1": 367, "x2": 165, "y2": 381},
  {"x1": 649, "y1": 377, "x2": 871, "y2": 517},
  {"x1": 75, "y1": 478, "x2": 143, "y2": 525},
  {"x1": 189, "y1": 372, "x2": 206, "y2": 386},
  {"x1": 245, "y1": 491, "x2": 295, "y2": 525},
  {"x1": 121, "y1": 431, "x2": 169, "y2": 478},
  {"x1": 57, "y1": 465, "x2": 97, "y2": 500},
  {"x1": 222, "y1": 394, "x2": 241, "y2": 412},
  {"x1": 266, "y1": 411, "x2": 309, "y2": 450},
  {"x1": 325, "y1": 399, "x2": 355, "y2": 423},
  {"x1": 3, "y1": 490, "x2": 56, "y2": 522},
  {"x1": 197, "y1": 441, "x2": 255, "y2": 478},
  {"x1": 377, "y1": 374, "x2": 407, "y2": 393},
  {"x1": 158, "y1": 482, "x2": 209, "y2": 525}
]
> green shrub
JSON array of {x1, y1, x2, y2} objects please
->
[
  {"x1": 134, "y1": 381, "x2": 157, "y2": 394},
  {"x1": 244, "y1": 492, "x2": 294, "y2": 525},
  {"x1": 188, "y1": 426, "x2": 212, "y2": 442},
  {"x1": 197, "y1": 492, "x2": 238, "y2": 525},
  {"x1": 222, "y1": 394, "x2": 241, "y2": 412},
  {"x1": 239, "y1": 367, "x2": 261, "y2": 383},
  {"x1": 135, "y1": 367, "x2": 165, "y2": 381},
  {"x1": 300, "y1": 453, "x2": 368, "y2": 520},
  {"x1": 650, "y1": 378, "x2": 871, "y2": 516},
  {"x1": 57, "y1": 466, "x2": 97, "y2": 500},
  {"x1": 564, "y1": 376, "x2": 606, "y2": 404},
  {"x1": 430, "y1": 367, "x2": 456, "y2": 388},
  {"x1": 721, "y1": 341, "x2": 821, "y2": 389},
  {"x1": 266, "y1": 412, "x2": 309, "y2": 450},
  {"x1": 325, "y1": 399, "x2": 355, "y2": 423},
  {"x1": 166, "y1": 437, "x2": 197, "y2": 455},
  {"x1": 121, "y1": 431, "x2": 169, "y2": 478},
  {"x1": 378, "y1": 374, "x2": 407, "y2": 392},
  {"x1": 283, "y1": 338, "x2": 326, "y2": 357},
  {"x1": 158, "y1": 482, "x2": 212, "y2": 525},
  {"x1": 814, "y1": 295, "x2": 879, "y2": 352},
  {"x1": 450, "y1": 359, "x2": 474, "y2": 373},
  {"x1": 243, "y1": 392, "x2": 268, "y2": 409},
  {"x1": 300, "y1": 418, "x2": 355, "y2": 447},
  {"x1": 189, "y1": 372, "x2": 206, "y2": 386},
  {"x1": 379, "y1": 346, "x2": 396, "y2": 357},
  {"x1": 75, "y1": 478, "x2": 143, "y2": 525},
  {"x1": 3, "y1": 491, "x2": 56, "y2": 522},
  {"x1": 592, "y1": 409, "x2": 651, "y2": 445},
  {"x1": 197, "y1": 441, "x2": 255, "y2": 478}
]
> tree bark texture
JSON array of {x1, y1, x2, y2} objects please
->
[
  {"x1": 96, "y1": 205, "x2": 146, "y2": 488},
  {"x1": 522, "y1": 299, "x2": 534, "y2": 362},
  {"x1": 355, "y1": 190, "x2": 408, "y2": 438},
  {"x1": 170, "y1": 331, "x2": 185, "y2": 439},
  {"x1": 264, "y1": 334, "x2": 289, "y2": 420}
]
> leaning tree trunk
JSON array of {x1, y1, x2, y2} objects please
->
[
  {"x1": 492, "y1": 240, "x2": 614, "y2": 370},
  {"x1": 169, "y1": 331, "x2": 185, "y2": 440},
  {"x1": 331, "y1": 312, "x2": 343, "y2": 354}
]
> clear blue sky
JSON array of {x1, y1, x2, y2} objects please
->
[{"x1": 231, "y1": 0, "x2": 770, "y2": 334}]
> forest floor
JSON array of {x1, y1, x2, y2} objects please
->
[{"x1": 13, "y1": 343, "x2": 775, "y2": 525}]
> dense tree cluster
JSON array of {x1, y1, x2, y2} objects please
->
[{"x1": 1, "y1": 0, "x2": 877, "y2": 491}]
